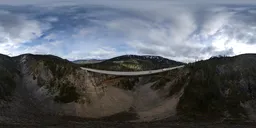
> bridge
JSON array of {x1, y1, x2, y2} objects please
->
[{"x1": 81, "y1": 65, "x2": 185, "y2": 76}]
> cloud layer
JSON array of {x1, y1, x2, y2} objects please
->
[{"x1": 0, "y1": 1, "x2": 255, "y2": 62}]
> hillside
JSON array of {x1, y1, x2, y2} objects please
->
[
  {"x1": 0, "y1": 53, "x2": 256, "y2": 126},
  {"x1": 73, "y1": 59, "x2": 103, "y2": 64},
  {"x1": 175, "y1": 54, "x2": 256, "y2": 121},
  {"x1": 0, "y1": 54, "x2": 19, "y2": 100},
  {"x1": 144, "y1": 54, "x2": 256, "y2": 121},
  {"x1": 81, "y1": 55, "x2": 184, "y2": 71}
]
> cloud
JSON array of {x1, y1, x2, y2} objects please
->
[
  {"x1": 81, "y1": 4, "x2": 255, "y2": 62},
  {"x1": 44, "y1": 16, "x2": 59, "y2": 22},
  {"x1": 0, "y1": 10, "x2": 51, "y2": 56},
  {"x1": 22, "y1": 41, "x2": 64, "y2": 56},
  {"x1": 44, "y1": 33, "x2": 57, "y2": 41},
  {"x1": 0, "y1": 11, "x2": 42, "y2": 44},
  {"x1": 1, "y1": 0, "x2": 256, "y2": 6},
  {"x1": 91, "y1": 5, "x2": 234, "y2": 61},
  {"x1": 200, "y1": 11, "x2": 235, "y2": 38},
  {"x1": 0, "y1": 2, "x2": 256, "y2": 62},
  {"x1": 249, "y1": 10, "x2": 256, "y2": 14}
]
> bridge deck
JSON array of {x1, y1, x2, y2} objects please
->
[{"x1": 81, "y1": 65, "x2": 184, "y2": 76}]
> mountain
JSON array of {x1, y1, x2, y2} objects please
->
[
  {"x1": 81, "y1": 55, "x2": 184, "y2": 71},
  {"x1": 73, "y1": 59, "x2": 103, "y2": 64},
  {"x1": 174, "y1": 54, "x2": 256, "y2": 121},
  {"x1": 1, "y1": 53, "x2": 256, "y2": 126}
]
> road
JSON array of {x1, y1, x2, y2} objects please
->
[{"x1": 81, "y1": 65, "x2": 185, "y2": 76}]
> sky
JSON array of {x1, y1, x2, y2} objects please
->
[{"x1": 0, "y1": 0, "x2": 256, "y2": 62}]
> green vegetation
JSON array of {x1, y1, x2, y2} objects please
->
[
  {"x1": 0, "y1": 73, "x2": 16, "y2": 100},
  {"x1": 73, "y1": 59, "x2": 102, "y2": 64},
  {"x1": 54, "y1": 82, "x2": 80, "y2": 103},
  {"x1": 151, "y1": 77, "x2": 168, "y2": 90},
  {"x1": 113, "y1": 77, "x2": 139, "y2": 90},
  {"x1": 36, "y1": 55, "x2": 79, "y2": 79},
  {"x1": 23, "y1": 54, "x2": 82, "y2": 103},
  {"x1": 2, "y1": 53, "x2": 256, "y2": 121},
  {"x1": 168, "y1": 75, "x2": 188, "y2": 97},
  {"x1": 150, "y1": 69, "x2": 187, "y2": 95},
  {"x1": 176, "y1": 55, "x2": 255, "y2": 120},
  {"x1": 37, "y1": 77, "x2": 80, "y2": 103},
  {"x1": 0, "y1": 54, "x2": 18, "y2": 100},
  {"x1": 81, "y1": 55, "x2": 184, "y2": 71}
]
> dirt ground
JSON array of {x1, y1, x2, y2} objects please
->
[
  {"x1": 1, "y1": 122, "x2": 256, "y2": 128},
  {"x1": 1, "y1": 116, "x2": 256, "y2": 128}
]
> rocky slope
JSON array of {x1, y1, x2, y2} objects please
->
[{"x1": 0, "y1": 53, "x2": 256, "y2": 125}]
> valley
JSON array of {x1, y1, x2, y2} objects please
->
[{"x1": 0, "y1": 53, "x2": 256, "y2": 127}]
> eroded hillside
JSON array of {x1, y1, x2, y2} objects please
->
[
  {"x1": 0, "y1": 54, "x2": 183, "y2": 123},
  {"x1": 0, "y1": 54, "x2": 256, "y2": 125}
]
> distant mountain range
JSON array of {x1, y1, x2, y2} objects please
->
[{"x1": 80, "y1": 55, "x2": 184, "y2": 71}]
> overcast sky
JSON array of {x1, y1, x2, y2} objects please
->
[{"x1": 0, "y1": 0, "x2": 256, "y2": 62}]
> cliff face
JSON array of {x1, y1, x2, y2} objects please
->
[
  {"x1": 15, "y1": 54, "x2": 127, "y2": 118},
  {"x1": 1, "y1": 53, "x2": 256, "y2": 124}
]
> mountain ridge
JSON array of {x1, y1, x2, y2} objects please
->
[
  {"x1": 73, "y1": 59, "x2": 104, "y2": 64},
  {"x1": 81, "y1": 54, "x2": 184, "y2": 71}
]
